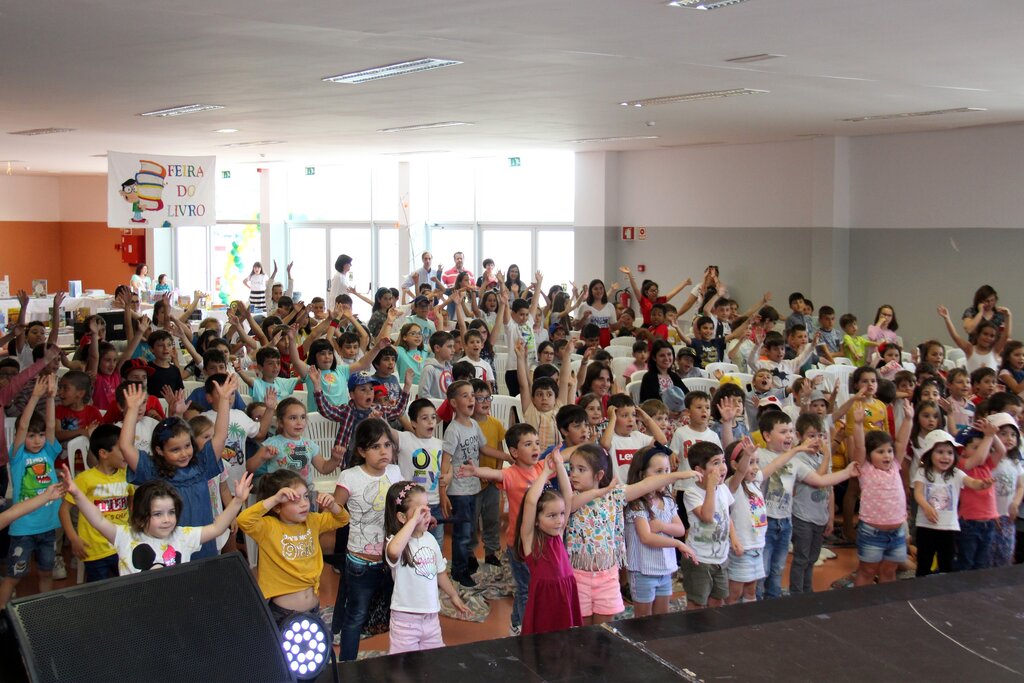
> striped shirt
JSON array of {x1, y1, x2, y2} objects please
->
[{"x1": 624, "y1": 495, "x2": 679, "y2": 576}]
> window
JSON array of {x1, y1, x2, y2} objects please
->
[
  {"x1": 176, "y1": 226, "x2": 209, "y2": 295},
  {"x1": 210, "y1": 224, "x2": 261, "y2": 304},
  {"x1": 428, "y1": 226, "x2": 475, "y2": 281},
  {"x1": 426, "y1": 158, "x2": 475, "y2": 222},
  {"x1": 289, "y1": 228, "x2": 327, "y2": 303},
  {"x1": 287, "y1": 164, "x2": 371, "y2": 221},
  {"x1": 536, "y1": 230, "x2": 575, "y2": 292},
  {"x1": 377, "y1": 225, "x2": 401, "y2": 298},
  {"x1": 215, "y1": 168, "x2": 261, "y2": 221},
  {"x1": 480, "y1": 229, "x2": 532, "y2": 287},
  {"x1": 476, "y1": 153, "x2": 574, "y2": 222},
  {"x1": 330, "y1": 227, "x2": 373, "y2": 318}
]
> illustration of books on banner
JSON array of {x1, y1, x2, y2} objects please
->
[{"x1": 120, "y1": 159, "x2": 167, "y2": 225}]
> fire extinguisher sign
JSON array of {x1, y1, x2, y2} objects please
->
[{"x1": 622, "y1": 226, "x2": 634, "y2": 241}]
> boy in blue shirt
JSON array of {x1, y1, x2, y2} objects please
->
[{"x1": 0, "y1": 375, "x2": 62, "y2": 608}]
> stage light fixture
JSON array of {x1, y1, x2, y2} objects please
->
[{"x1": 280, "y1": 612, "x2": 332, "y2": 680}]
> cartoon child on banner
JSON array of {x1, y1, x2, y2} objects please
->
[{"x1": 120, "y1": 159, "x2": 167, "y2": 225}]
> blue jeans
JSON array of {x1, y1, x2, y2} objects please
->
[
  {"x1": 84, "y1": 554, "x2": 119, "y2": 583},
  {"x1": 429, "y1": 503, "x2": 444, "y2": 547},
  {"x1": 759, "y1": 517, "x2": 792, "y2": 599},
  {"x1": 337, "y1": 554, "x2": 393, "y2": 661},
  {"x1": 506, "y1": 548, "x2": 531, "y2": 629},
  {"x1": 956, "y1": 519, "x2": 996, "y2": 572},
  {"x1": 448, "y1": 494, "x2": 477, "y2": 577}
]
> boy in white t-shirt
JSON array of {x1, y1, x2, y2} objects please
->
[
  {"x1": 501, "y1": 273, "x2": 543, "y2": 397},
  {"x1": 202, "y1": 373, "x2": 275, "y2": 488},
  {"x1": 600, "y1": 394, "x2": 668, "y2": 484},
  {"x1": 669, "y1": 390, "x2": 722, "y2": 496},
  {"x1": 682, "y1": 441, "x2": 735, "y2": 609},
  {"x1": 391, "y1": 399, "x2": 445, "y2": 545}
]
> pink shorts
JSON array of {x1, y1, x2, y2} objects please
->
[
  {"x1": 573, "y1": 567, "x2": 624, "y2": 617},
  {"x1": 388, "y1": 611, "x2": 444, "y2": 654}
]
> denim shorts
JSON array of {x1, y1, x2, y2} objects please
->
[
  {"x1": 857, "y1": 520, "x2": 908, "y2": 564},
  {"x1": 6, "y1": 530, "x2": 56, "y2": 578},
  {"x1": 628, "y1": 571, "x2": 674, "y2": 603},
  {"x1": 727, "y1": 547, "x2": 765, "y2": 583}
]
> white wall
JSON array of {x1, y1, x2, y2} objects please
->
[
  {"x1": 615, "y1": 141, "x2": 818, "y2": 228},
  {"x1": 0, "y1": 176, "x2": 61, "y2": 221}
]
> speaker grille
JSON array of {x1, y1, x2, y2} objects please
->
[{"x1": 7, "y1": 554, "x2": 292, "y2": 683}]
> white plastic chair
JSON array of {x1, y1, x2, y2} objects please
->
[
  {"x1": 901, "y1": 352, "x2": 913, "y2": 363},
  {"x1": 626, "y1": 380, "x2": 642, "y2": 404},
  {"x1": 732, "y1": 373, "x2": 754, "y2": 392},
  {"x1": 65, "y1": 436, "x2": 90, "y2": 479},
  {"x1": 630, "y1": 370, "x2": 647, "y2": 387},
  {"x1": 610, "y1": 357, "x2": 634, "y2": 385},
  {"x1": 291, "y1": 390, "x2": 308, "y2": 408},
  {"x1": 804, "y1": 368, "x2": 835, "y2": 392},
  {"x1": 682, "y1": 378, "x2": 720, "y2": 395},
  {"x1": 610, "y1": 336, "x2": 636, "y2": 348},
  {"x1": 494, "y1": 353, "x2": 509, "y2": 395},
  {"x1": 493, "y1": 344, "x2": 508, "y2": 355},
  {"x1": 427, "y1": 398, "x2": 445, "y2": 438},
  {"x1": 947, "y1": 348, "x2": 966, "y2": 364},
  {"x1": 941, "y1": 359, "x2": 956, "y2": 372},
  {"x1": 306, "y1": 413, "x2": 342, "y2": 494},
  {"x1": 4, "y1": 417, "x2": 16, "y2": 453},
  {"x1": 604, "y1": 346, "x2": 632, "y2": 359},
  {"x1": 832, "y1": 357, "x2": 853, "y2": 366},
  {"x1": 901, "y1": 361, "x2": 916, "y2": 372},
  {"x1": 704, "y1": 362, "x2": 739, "y2": 378},
  {"x1": 489, "y1": 395, "x2": 519, "y2": 429},
  {"x1": 237, "y1": 380, "x2": 251, "y2": 397},
  {"x1": 183, "y1": 379, "x2": 204, "y2": 396}
]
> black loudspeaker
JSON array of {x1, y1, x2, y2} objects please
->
[{"x1": 0, "y1": 553, "x2": 293, "y2": 683}]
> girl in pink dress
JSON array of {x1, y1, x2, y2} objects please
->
[{"x1": 515, "y1": 452, "x2": 582, "y2": 635}]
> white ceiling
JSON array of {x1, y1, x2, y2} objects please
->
[{"x1": 2, "y1": 0, "x2": 1024, "y2": 174}]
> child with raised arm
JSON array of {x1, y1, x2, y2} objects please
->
[
  {"x1": 502, "y1": 271, "x2": 545, "y2": 396},
  {"x1": 58, "y1": 424, "x2": 133, "y2": 582},
  {"x1": 516, "y1": 338, "x2": 574, "y2": 451},
  {"x1": 384, "y1": 481, "x2": 470, "y2": 654},
  {"x1": 238, "y1": 469, "x2": 349, "y2": 624},
  {"x1": 600, "y1": 395, "x2": 668, "y2": 483},
  {"x1": 65, "y1": 466, "x2": 251, "y2": 574},
  {"x1": 938, "y1": 304, "x2": 1009, "y2": 372},
  {"x1": 0, "y1": 376, "x2": 61, "y2": 608},
  {"x1": 119, "y1": 377, "x2": 236, "y2": 559}
]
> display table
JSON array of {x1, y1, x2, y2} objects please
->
[{"x1": 0, "y1": 294, "x2": 117, "y2": 323}]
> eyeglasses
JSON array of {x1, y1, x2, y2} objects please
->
[{"x1": 474, "y1": 395, "x2": 492, "y2": 403}]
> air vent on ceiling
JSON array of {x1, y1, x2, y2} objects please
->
[
  {"x1": 840, "y1": 107, "x2": 987, "y2": 122},
  {"x1": 378, "y1": 122, "x2": 472, "y2": 133},
  {"x1": 619, "y1": 88, "x2": 767, "y2": 107},
  {"x1": 570, "y1": 135, "x2": 660, "y2": 143},
  {"x1": 323, "y1": 58, "x2": 462, "y2": 84},
  {"x1": 8, "y1": 128, "x2": 75, "y2": 136},
  {"x1": 219, "y1": 140, "x2": 285, "y2": 148},
  {"x1": 138, "y1": 104, "x2": 223, "y2": 117},
  {"x1": 725, "y1": 53, "x2": 784, "y2": 63},
  {"x1": 668, "y1": 0, "x2": 751, "y2": 9}
]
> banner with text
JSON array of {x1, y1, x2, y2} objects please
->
[{"x1": 107, "y1": 151, "x2": 216, "y2": 228}]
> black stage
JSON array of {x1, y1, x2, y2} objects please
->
[{"x1": 321, "y1": 566, "x2": 1024, "y2": 682}]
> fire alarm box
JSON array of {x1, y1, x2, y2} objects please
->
[{"x1": 121, "y1": 235, "x2": 145, "y2": 265}]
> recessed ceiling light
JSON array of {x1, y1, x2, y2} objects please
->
[
  {"x1": 219, "y1": 140, "x2": 285, "y2": 148},
  {"x1": 725, "y1": 53, "x2": 784, "y2": 64},
  {"x1": 90, "y1": 153, "x2": 108, "y2": 158},
  {"x1": 214, "y1": 128, "x2": 239, "y2": 133},
  {"x1": 570, "y1": 135, "x2": 660, "y2": 143},
  {"x1": 840, "y1": 107, "x2": 987, "y2": 122},
  {"x1": 323, "y1": 58, "x2": 462, "y2": 85},
  {"x1": 378, "y1": 121, "x2": 473, "y2": 133},
  {"x1": 667, "y1": 0, "x2": 752, "y2": 9},
  {"x1": 619, "y1": 88, "x2": 767, "y2": 107},
  {"x1": 8, "y1": 128, "x2": 75, "y2": 136},
  {"x1": 138, "y1": 104, "x2": 224, "y2": 117}
]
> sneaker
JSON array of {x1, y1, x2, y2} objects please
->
[
  {"x1": 52, "y1": 556, "x2": 67, "y2": 580},
  {"x1": 509, "y1": 624, "x2": 521, "y2": 637},
  {"x1": 485, "y1": 554, "x2": 502, "y2": 567},
  {"x1": 456, "y1": 573, "x2": 477, "y2": 588},
  {"x1": 468, "y1": 555, "x2": 480, "y2": 574}
]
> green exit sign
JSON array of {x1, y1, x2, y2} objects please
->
[
  {"x1": 508, "y1": 157, "x2": 520, "y2": 167},
  {"x1": 305, "y1": 166, "x2": 316, "y2": 176},
  {"x1": 221, "y1": 170, "x2": 231, "y2": 179}
]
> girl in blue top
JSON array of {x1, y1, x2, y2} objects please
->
[
  {"x1": 119, "y1": 378, "x2": 234, "y2": 559},
  {"x1": 396, "y1": 322, "x2": 427, "y2": 385}
]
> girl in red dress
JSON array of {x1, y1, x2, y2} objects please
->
[{"x1": 516, "y1": 452, "x2": 582, "y2": 635}]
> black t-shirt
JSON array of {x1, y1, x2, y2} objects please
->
[
  {"x1": 147, "y1": 362, "x2": 184, "y2": 397},
  {"x1": 690, "y1": 338, "x2": 726, "y2": 368}
]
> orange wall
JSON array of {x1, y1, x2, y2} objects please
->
[{"x1": 0, "y1": 221, "x2": 143, "y2": 295}]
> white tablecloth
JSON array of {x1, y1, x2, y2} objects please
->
[{"x1": 0, "y1": 295, "x2": 116, "y2": 322}]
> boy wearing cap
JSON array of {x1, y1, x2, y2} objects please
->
[
  {"x1": 675, "y1": 347, "x2": 704, "y2": 380},
  {"x1": 312, "y1": 368, "x2": 413, "y2": 469},
  {"x1": 955, "y1": 414, "x2": 1007, "y2": 571}
]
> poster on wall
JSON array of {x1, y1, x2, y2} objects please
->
[{"x1": 107, "y1": 151, "x2": 216, "y2": 228}]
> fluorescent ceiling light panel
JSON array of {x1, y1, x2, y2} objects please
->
[
  {"x1": 840, "y1": 107, "x2": 987, "y2": 122},
  {"x1": 725, "y1": 53, "x2": 784, "y2": 63},
  {"x1": 619, "y1": 88, "x2": 767, "y2": 107},
  {"x1": 138, "y1": 104, "x2": 224, "y2": 117},
  {"x1": 323, "y1": 58, "x2": 462, "y2": 84},
  {"x1": 8, "y1": 127, "x2": 75, "y2": 136},
  {"x1": 214, "y1": 128, "x2": 239, "y2": 133},
  {"x1": 219, "y1": 140, "x2": 285, "y2": 148},
  {"x1": 571, "y1": 135, "x2": 660, "y2": 143},
  {"x1": 667, "y1": 0, "x2": 752, "y2": 9},
  {"x1": 378, "y1": 121, "x2": 472, "y2": 133}
]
